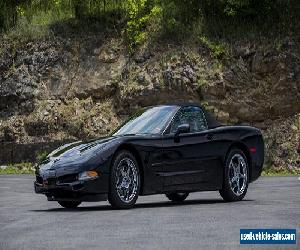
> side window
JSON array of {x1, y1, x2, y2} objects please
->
[{"x1": 170, "y1": 106, "x2": 207, "y2": 133}]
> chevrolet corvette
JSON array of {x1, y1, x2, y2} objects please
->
[{"x1": 34, "y1": 103, "x2": 264, "y2": 209}]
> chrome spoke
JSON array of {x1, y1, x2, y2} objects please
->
[
  {"x1": 124, "y1": 188, "x2": 129, "y2": 201},
  {"x1": 116, "y1": 183, "x2": 122, "y2": 190},
  {"x1": 115, "y1": 157, "x2": 138, "y2": 203},
  {"x1": 230, "y1": 175, "x2": 236, "y2": 184},
  {"x1": 228, "y1": 153, "x2": 247, "y2": 196},
  {"x1": 238, "y1": 173, "x2": 245, "y2": 180},
  {"x1": 236, "y1": 178, "x2": 240, "y2": 192},
  {"x1": 231, "y1": 180, "x2": 238, "y2": 189}
]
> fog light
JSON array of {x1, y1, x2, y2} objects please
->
[{"x1": 78, "y1": 171, "x2": 99, "y2": 181}]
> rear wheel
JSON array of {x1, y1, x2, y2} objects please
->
[
  {"x1": 166, "y1": 192, "x2": 189, "y2": 202},
  {"x1": 58, "y1": 201, "x2": 81, "y2": 208},
  {"x1": 219, "y1": 148, "x2": 249, "y2": 202},
  {"x1": 108, "y1": 150, "x2": 140, "y2": 209}
]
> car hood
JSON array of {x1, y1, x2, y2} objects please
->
[
  {"x1": 49, "y1": 136, "x2": 116, "y2": 158},
  {"x1": 38, "y1": 136, "x2": 118, "y2": 173}
]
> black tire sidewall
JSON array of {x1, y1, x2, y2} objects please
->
[
  {"x1": 108, "y1": 150, "x2": 140, "y2": 209},
  {"x1": 58, "y1": 201, "x2": 81, "y2": 208},
  {"x1": 166, "y1": 192, "x2": 189, "y2": 202},
  {"x1": 220, "y1": 148, "x2": 249, "y2": 202}
]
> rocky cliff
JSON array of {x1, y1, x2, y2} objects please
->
[{"x1": 0, "y1": 31, "x2": 299, "y2": 172}]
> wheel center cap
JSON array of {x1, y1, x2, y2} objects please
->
[{"x1": 121, "y1": 177, "x2": 131, "y2": 188}]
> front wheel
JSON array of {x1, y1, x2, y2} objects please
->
[
  {"x1": 219, "y1": 148, "x2": 249, "y2": 202},
  {"x1": 166, "y1": 192, "x2": 189, "y2": 202},
  {"x1": 58, "y1": 201, "x2": 81, "y2": 208},
  {"x1": 108, "y1": 150, "x2": 140, "y2": 209}
]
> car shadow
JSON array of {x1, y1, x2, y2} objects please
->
[{"x1": 30, "y1": 198, "x2": 253, "y2": 212}]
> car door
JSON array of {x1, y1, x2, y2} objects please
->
[{"x1": 161, "y1": 106, "x2": 222, "y2": 191}]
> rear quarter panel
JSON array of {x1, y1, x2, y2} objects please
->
[{"x1": 209, "y1": 125, "x2": 264, "y2": 182}]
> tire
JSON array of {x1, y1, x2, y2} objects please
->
[
  {"x1": 166, "y1": 192, "x2": 189, "y2": 202},
  {"x1": 58, "y1": 201, "x2": 81, "y2": 208},
  {"x1": 219, "y1": 148, "x2": 249, "y2": 202},
  {"x1": 108, "y1": 150, "x2": 140, "y2": 209}
]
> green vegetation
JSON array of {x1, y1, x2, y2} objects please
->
[
  {"x1": 199, "y1": 36, "x2": 228, "y2": 59},
  {"x1": 1, "y1": 1, "x2": 299, "y2": 49},
  {"x1": 0, "y1": 150, "x2": 49, "y2": 174},
  {"x1": 262, "y1": 168, "x2": 300, "y2": 177},
  {"x1": 36, "y1": 151, "x2": 48, "y2": 163},
  {"x1": 0, "y1": 163, "x2": 34, "y2": 174}
]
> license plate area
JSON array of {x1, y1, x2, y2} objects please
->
[{"x1": 42, "y1": 170, "x2": 56, "y2": 188}]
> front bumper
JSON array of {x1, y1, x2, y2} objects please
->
[{"x1": 34, "y1": 174, "x2": 109, "y2": 202}]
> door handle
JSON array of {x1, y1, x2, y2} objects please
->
[{"x1": 206, "y1": 134, "x2": 213, "y2": 140}]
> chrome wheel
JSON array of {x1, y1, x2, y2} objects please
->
[
  {"x1": 115, "y1": 158, "x2": 139, "y2": 203},
  {"x1": 228, "y1": 153, "x2": 248, "y2": 196}
]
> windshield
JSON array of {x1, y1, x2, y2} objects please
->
[{"x1": 113, "y1": 106, "x2": 178, "y2": 136}]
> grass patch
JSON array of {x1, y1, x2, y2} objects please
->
[
  {"x1": 4, "y1": 16, "x2": 52, "y2": 42},
  {"x1": 262, "y1": 168, "x2": 300, "y2": 177},
  {"x1": 0, "y1": 163, "x2": 34, "y2": 174}
]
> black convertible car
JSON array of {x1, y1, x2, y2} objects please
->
[{"x1": 35, "y1": 103, "x2": 264, "y2": 209}]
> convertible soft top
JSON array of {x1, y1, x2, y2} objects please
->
[{"x1": 164, "y1": 102, "x2": 222, "y2": 129}]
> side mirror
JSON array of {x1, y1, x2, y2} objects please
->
[{"x1": 174, "y1": 124, "x2": 190, "y2": 142}]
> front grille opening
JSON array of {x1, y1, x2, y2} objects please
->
[
  {"x1": 57, "y1": 174, "x2": 78, "y2": 184},
  {"x1": 73, "y1": 183, "x2": 84, "y2": 191}
]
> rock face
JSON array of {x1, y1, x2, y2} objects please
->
[
  {"x1": 0, "y1": 34, "x2": 299, "y2": 171},
  {"x1": 263, "y1": 114, "x2": 300, "y2": 173},
  {"x1": 202, "y1": 47, "x2": 300, "y2": 123}
]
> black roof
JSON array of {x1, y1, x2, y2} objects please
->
[{"x1": 159, "y1": 102, "x2": 222, "y2": 129}]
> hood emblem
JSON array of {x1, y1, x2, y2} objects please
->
[{"x1": 54, "y1": 158, "x2": 60, "y2": 163}]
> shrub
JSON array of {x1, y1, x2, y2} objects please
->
[
  {"x1": 1, "y1": 0, "x2": 299, "y2": 47},
  {"x1": 199, "y1": 36, "x2": 228, "y2": 59},
  {"x1": 36, "y1": 151, "x2": 48, "y2": 163},
  {"x1": 4, "y1": 16, "x2": 51, "y2": 42},
  {"x1": 125, "y1": 0, "x2": 162, "y2": 50}
]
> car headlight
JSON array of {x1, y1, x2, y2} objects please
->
[{"x1": 78, "y1": 171, "x2": 99, "y2": 181}]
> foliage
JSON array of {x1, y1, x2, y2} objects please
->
[
  {"x1": 4, "y1": 16, "x2": 51, "y2": 42},
  {"x1": 160, "y1": 0, "x2": 201, "y2": 37},
  {"x1": 262, "y1": 168, "x2": 300, "y2": 177},
  {"x1": 0, "y1": 162, "x2": 34, "y2": 174},
  {"x1": 0, "y1": 0, "x2": 299, "y2": 47},
  {"x1": 0, "y1": 0, "x2": 29, "y2": 31},
  {"x1": 125, "y1": 0, "x2": 162, "y2": 50},
  {"x1": 36, "y1": 151, "x2": 48, "y2": 163},
  {"x1": 199, "y1": 36, "x2": 228, "y2": 59}
]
